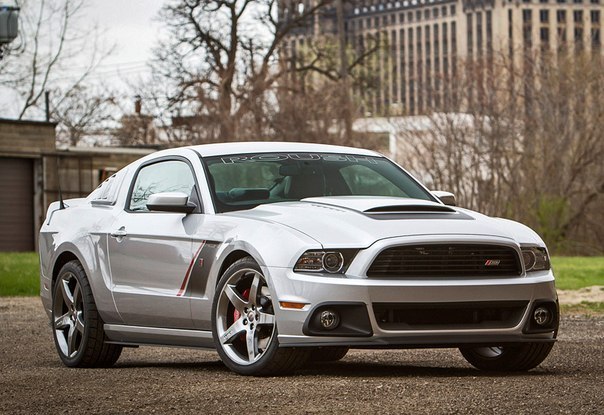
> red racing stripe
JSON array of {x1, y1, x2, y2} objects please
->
[{"x1": 177, "y1": 241, "x2": 206, "y2": 297}]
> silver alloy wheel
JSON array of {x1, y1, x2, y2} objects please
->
[
  {"x1": 215, "y1": 268, "x2": 276, "y2": 366},
  {"x1": 52, "y1": 272, "x2": 85, "y2": 358}
]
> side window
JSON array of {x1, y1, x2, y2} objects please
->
[
  {"x1": 340, "y1": 165, "x2": 406, "y2": 197},
  {"x1": 129, "y1": 160, "x2": 196, "y2": 212}
]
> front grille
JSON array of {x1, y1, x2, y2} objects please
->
[
  {"x1": 373, "y1": 301, "x2": 528, "y2": 330},
  {"x1": 367, "y1": 244, "x2": 522, "y2": 278}
]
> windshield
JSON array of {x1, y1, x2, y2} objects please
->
[{"x1": 203, "y1": 152, "x2": 436, "y2": 213}]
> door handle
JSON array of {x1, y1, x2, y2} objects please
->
[{"x1": 111, "y1": 226, "x2": 127, "y2": 238}]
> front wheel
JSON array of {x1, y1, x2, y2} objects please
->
[
  {"x1": 211, "y1": 257, "x2": 309, "y2": 375},
  {"x1": 459, "y1": 342, "x2": 554, "y2": 372}
]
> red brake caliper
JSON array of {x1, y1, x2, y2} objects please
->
[{"x1": 233, "y1": 288, "x2": 250, "y2": 341}]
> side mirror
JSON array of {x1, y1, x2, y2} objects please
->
[
  {"x1": 431, "y1": 190, "x2": 456, "y2": 206},
  {"x1": 146, "y1": 192, "x2": 196, "y2": 214}
]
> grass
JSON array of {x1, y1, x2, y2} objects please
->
[
  {"x1": 0, "y1": 253, "x2": 603, "y2": 296},
  {"x1": 0, "y1": 252, "x2": 40, "y2": 297},
  {"x1": 551, "y1": 257, "x2": 604, "y2": 290},
  {"x1": 560, "y1": 302, "x2": 604, "y2": 316}
]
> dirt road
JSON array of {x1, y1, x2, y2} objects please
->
[{"x1": 1, "y1": 297, "x2": 602, "y2": 414}]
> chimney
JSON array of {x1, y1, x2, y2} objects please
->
[{"x1": 134, "y1": 95, "x2": 142, "y2": 115}]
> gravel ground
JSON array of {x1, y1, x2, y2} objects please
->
[{"x1": 0, "y1": 297, "x2": 603, "y2": 415}]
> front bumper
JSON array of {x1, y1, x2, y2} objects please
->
[{"x1": 267, "y1": 266, "x2": 558, "y2": 348}]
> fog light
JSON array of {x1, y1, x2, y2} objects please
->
[
  {"x1": 319, "y1": 310, "x2": 340, "y2": 330},
  {"x1": 533, "y1": 306, "x2": 552, "y2": 326}
]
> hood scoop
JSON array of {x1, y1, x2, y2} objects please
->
[
  {"x1": 364, "y1": 204, "x2": 456, "y2": 214},
  {"x1": 301, "y1": 196, "x2": 471, "y2": 221},
  {"x1": 302, "y1": 196, "x2": 454, "y2": 213}
]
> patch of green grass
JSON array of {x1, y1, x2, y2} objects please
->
[
  {"x1": 560, "y1": 302, "x2": 604, "y2": 316},
  {"x1": 0, "y1": 252, "x2": 40, "y2": 296},
  {"x1": 551, "y1": 257, "x2": 604, "y2": 290}
]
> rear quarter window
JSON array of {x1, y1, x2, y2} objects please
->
[{"x1": 88, "y1": 167, "x2": 128, "y2": 205}]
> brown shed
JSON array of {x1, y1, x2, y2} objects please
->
[
  {"x1": 0, "y1": 118, "x2": 56, "y2": 252},
  {"x1": 0, "y1": 118, "x2": 157, "y2": 252}
]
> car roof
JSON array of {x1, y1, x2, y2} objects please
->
[{"x1": 186, "y1": 142, "x2": 383, "y2": 158}]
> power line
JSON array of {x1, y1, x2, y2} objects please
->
[
  {"x1": 51, "y1": 64, "x2": 153, "y2": 81},
  {"x1": 60, "y1": 59, "x2": 150, "y2": 72}
]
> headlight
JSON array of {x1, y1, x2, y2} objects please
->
[
  {"x1": 521, "y1": 247, "x2": 550, "y2": 272},
  {"x1": 294, "y1": 250, "x2": 358, "y2": 274}
]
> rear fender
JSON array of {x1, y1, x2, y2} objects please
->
[{"x1": 49, "y1": 240, "x2": 122, "y2": 324}]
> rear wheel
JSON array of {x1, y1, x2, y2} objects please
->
[
  {"x1": 212, "y1": 256, "x2": 309, "y2": 375},
  {"x1": 51, "y1": 260, "x2": 122, "y2": 367},
  {"x1": 459, "y1": 342, "x2": 554, "y2": 371}
]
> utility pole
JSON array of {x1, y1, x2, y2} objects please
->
[{"x1": 335, "y1": 0, "x2": 353, "y2": 142}]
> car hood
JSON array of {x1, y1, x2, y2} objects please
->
[{"x1": 228, "y1": 196, "x2": 544, "y2": 248}]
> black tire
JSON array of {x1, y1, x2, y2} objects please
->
[
  {"x1": 309, "y1": 347, "x2": 349, "y2": 362},
  {"x1": 211, "y1": 256, "x2": 310, "y2": 376},
  {"x1": 51, "y1": 260, "x2": 122, "y2": 368},
  {"x1": 459, "y1": 342, "x2": 554, "y2": 371}
]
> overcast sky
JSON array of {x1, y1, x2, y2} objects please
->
[
  {"x1": 0, "y1": 0, "x2": 166, "y2": 118},
  {"x1": 79, "y1": 0, "x2": 166, "y2": 85}
]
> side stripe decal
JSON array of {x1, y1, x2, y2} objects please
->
[{"x1": 177, "y1": 241, "x2": 206, "y2": 297}]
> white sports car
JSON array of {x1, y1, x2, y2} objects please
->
[{"x1": 39, "y1": 142, "x2": 558, "y2": 375}]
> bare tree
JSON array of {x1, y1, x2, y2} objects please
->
[
  {"x1": 271, "y1": 31, "x2": 381, "y2": 144},
  {"x1": 146, "y1": 0, "x2": 336, "y2": 142},
  {"x1": 0, "y1": 0, "x2": 111, "y2": 121},
  {"x1": 393, "y1": 50, "x2": 604, "y2": 253},
  {"x1": 52, "y1": 85, "x2": 117, "y2": 147},
  {"x1": 518, "y1": 52, "x2": 604, "y2": 252}
]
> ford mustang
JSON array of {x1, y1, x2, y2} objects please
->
[{"x1": 39, "y1": 142, "x2": 559, "y2": 375}]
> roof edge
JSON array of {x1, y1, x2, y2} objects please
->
[{"x1": 0, "y1": 117, "x2": 58, "y2": 127}]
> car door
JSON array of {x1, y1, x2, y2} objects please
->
[{"x1": 107, "y1": 157, "x2": 201, "y2": 329}]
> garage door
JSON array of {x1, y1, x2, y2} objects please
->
[{"x1": 0, "y1": 158, "x2": 34, "y2": 251}]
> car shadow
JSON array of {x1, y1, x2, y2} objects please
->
[
  {"x1": 299, "y1": 360, "x2": 561, "y2": 378},
  {"x1": 113, "y1": 359, "x2": 226, "y2": 371},
  {"x1": 107, "y1": 359, "x2": 561, "y2": 378}
]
